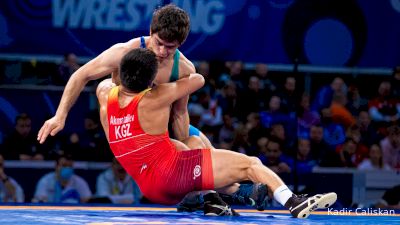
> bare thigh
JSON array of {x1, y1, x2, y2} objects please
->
[{"x1": 210, "y1": 149, "x2": 253, "y2": 189}]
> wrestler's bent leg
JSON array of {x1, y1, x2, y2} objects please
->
[{"x1": 210, "y1": 149, "x2": 337, "y2": 218}]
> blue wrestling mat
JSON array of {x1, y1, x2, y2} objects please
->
[{"x1": 0, "y1": 205, "x2": 398, "y2": 225}]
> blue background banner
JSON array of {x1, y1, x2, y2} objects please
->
[{"x1": 1, "y1": 0, "x2": 400, "y2": 67}]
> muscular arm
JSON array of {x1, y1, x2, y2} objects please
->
[
  {"x1": 96, "y1": 78, "x2": 116, "y2": 141},
  {"x1": 38, "y1": 40, "x2": 138, "y2": 144},
  {"x1": 156, "y1": 73, "x2": 205, "y2": 108},
  {"x1": 170, "y1": 57, "x2": 196, "y2": 140},
  {"x1": 171, "y1": 95, "x2": 190, "y2": 140}
]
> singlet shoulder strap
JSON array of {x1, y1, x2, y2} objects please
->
[
  {"x1": 107, "y1": 86, "x2": 119, "y2": 108},
  {"x1": 169, "y1": 49, "x2": 180, "y2": 82},
  {"x1": 140, "y1": 36, "x2": 146, "y2": 48},
  {"x1": 107, "y1": 86, "x2": 120, "y2": 117},
  {"x1": 131, "y1": 88, "x2": 152, "y2": 109},
  {"x1": 137, "y1": 88, "x2": 152, "y2": 99}
]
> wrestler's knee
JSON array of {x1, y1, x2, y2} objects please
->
[
  {"x1": 250, "y1": 156, "x2": 262, "y2": 165},
  {"x1": 246, "y1": 156, "x2": 263, "y2": 178}
]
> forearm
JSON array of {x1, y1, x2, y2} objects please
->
[
  {"x1": 171, "y1": 96, "x2": 190, "y2": 141},
  {"x1": 55, "y1": 72, "x2": 89, "y2": 119}
]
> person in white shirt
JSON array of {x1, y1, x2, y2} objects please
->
[
  {"x1": 379, "y1": 125, "x2": 400, "y2": 170},
  {"x1": 96, "y1": 158, "x2": 141, "y2": 204},
  {"x1": 358, "y1": 144, "x2": 392, "y2": 171},
  {"x1": 32, "y1": 154, "x2": 92, "y2": 203},
  {"x1": 0, "y1": 154, "x2": 24, "y2": 202}
]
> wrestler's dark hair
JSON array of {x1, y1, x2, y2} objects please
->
[
  {"x1": 150, "y1": 4, "x2": 190, "y2": 45},
  {"x1": 120, "y1": 48, "x2": 158, "y2": 92}
]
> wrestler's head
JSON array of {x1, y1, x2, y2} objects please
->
[
  {"x1": 149, "y1": 4, "x2": 190, "y2": 61},
  {"x1": 120, "y1": 48, "x2": 158, "y2": 92}
]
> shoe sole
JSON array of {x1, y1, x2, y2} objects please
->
[{"x1": 296, "y1": 192, "x2": 337, "y2": 219}]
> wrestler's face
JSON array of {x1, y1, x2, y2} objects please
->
[{"x1": 149, "y1": 33, "x2": 179, "y2": 62}]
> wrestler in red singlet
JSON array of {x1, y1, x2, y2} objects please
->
[{"x1": 107, "y1": 86, "x2": 214, "y2": 205}]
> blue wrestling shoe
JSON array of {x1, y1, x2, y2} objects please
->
[{"x1": 232, "y1": 183, "x2": 269, "y2": 211}]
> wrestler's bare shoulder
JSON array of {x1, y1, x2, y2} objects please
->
[
  {"x1": 179, "y1": 52, "x2": 196, "y2": 76},
  {"x1": 96, "y1": 78, "x2": 116, "y2": 98},
  {"x1": 108, "y1": 38, "x2": 142, "y2": 55}
]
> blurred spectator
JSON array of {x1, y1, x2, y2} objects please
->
[
  {"x1": 346, "y1": 124, "x2": 362, "y2": 144},
  {"x1": 0, "y1": 154, "x2": 24, "y2": 202},
  {"x1": 260, "y1": 95, "x2": 290, "y2": 129},
  {"x1": 297, "y1": 94, "x2": 320, "y2": 139},
  {"x1": 256, "y1": 137, "x2": 269, "y2": 155},
  {"x1": 342, "y1": 127, "x2": 369, "y2": 165},
  {"x1": 218, "y1": 114, "x2": 237, "y2": 149},
  {"x1": 1, "y1": 113, "x2": 45, "y2": 160},
  {"x1": 321, "y1": 108, "x2": 346, "y2": 150},
  {"x1": 95, "y1": 158, "x2": 142, "y2": 204},
  {"x1": 368, "y1": 81, "x2": 400, "y2": 128},
  {"x1": 330, "y1": 93, "x2": 356, "y2": 129},
  {"x1": 196, "y1": 61, "x2": 216, "y2": 96},
  {"x1": 311, "y1": 77, "x2": 346, "y2": 112},
  {"x1": 231, "y1": 124, "x2": 254, "y2": 155},
  {"x1": 260, "y1": 95, "x2": 296, "y2": 147},
  {"x1": 379, "y1": 125, "x2": 400, "y2": 170},
  {"x1": 215, "y1": 80, "x2": 237, "y2": 116},
  {"x1": 236, "y1": 76, "x2": 268, "y2": 120},
  {"x1": 358, "y1": 110, "x2": 381, "y2": 147},
  {"x1": 197, "y1": 91, "x2": 223, "y2": 129},
  {"x1": 246, "y1": 113, "x2": 269, "y2": 149},
  {"x1": 333, "y1": 138, "x2": 363, "y2": 168},
  {"x1": 2, "y1": 61, "x2": 22, "y2": 84},
  {"x1": 66, "y1": 110, "x2": 112, "y2": 162},
  {"x1": 278, "y1": 76, "x2": 299, "y2": 114},
  {"x1": 277, "y1": 77, "x2": 299, "y2": 144},
  {"x1": 32, "y1": 154, "x2": 92, "y2": 203},
  {"x1": 346, "y1": 84, "x2": 368, "y2": 116},
  {"x1": 286, "y1": 138, "x2": 317, "y2": 174},
  {"x1": 375, "y1": 185, "x2": 400, "y2": 209},
  {"x1": 254, "y1": 63, "x2": 276, "y2": 93},
  {"x1": 358, "y1": 144, "x2": 392, "y2": 171},
  {"x1": 391, "y1": 66, "x2": 400, "y2": 98},
  {"x1": 270, "y1": 123, "x2": 286, "y2": 146},
  {"x1": 219, "y1": 61, "x2": 246, "y2": 91},
  {"x1": 55, "y1": 53, "x2": 80, "y2": 85},
  {"x1": 188, "y1": 103, "x2": 204, "y2": 129},
  {"x1": 309, "y1": 124, "x2": 330, "y2": 162},
  {"x1": 258, "y1": 137, "x2": 291, "y2": 174}
]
